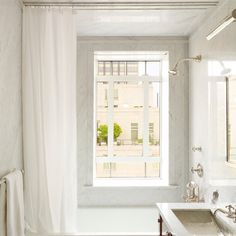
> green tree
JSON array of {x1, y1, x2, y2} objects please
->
[
  {"x1": 97, "y1": 124, "x2": 108, "y2": 144},
  {"x1": 114, "y1": 123, "x2": 122, "y2": 141},
  {"x1": 97, "y1": 123, "x2": 122, "y2": 144}
]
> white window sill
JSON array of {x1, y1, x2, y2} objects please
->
[{"x1": 92, "y1": 178, "x2": 176, "y2": 187}]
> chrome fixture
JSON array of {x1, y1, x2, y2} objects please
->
[
  {"x1": 219, "y1": 61, "x2": 232, "y2": 76},
  {"x1": 207, "y1": 9, "x2": 236, "y2": 40},
  {"x1": 23, "y1": 1, "x2": 219, "y2": 10},
  {"x1": 168, "y1": 55, "x2": 202, "y2": 76},
  {"x1": 220, "y1": 63, "x2": 232, "y2": 76},
  {"x1": 221, "y1": 68, "x2": 231, "y2": 76},
  {"x1": 211, "y1": 190, "x2": 219, "y2": 204},
  {"x1": 191, "y1": 163, "x2": 203, "y2": 177},
  {"x1": 183, "y1": 181, "x2": 200, "y2": 203},
  {"x1": 192, "y1": 146, "x2": 202, "y2": 152},
  {"x1": 214, "y1": 205, "x2": 236, "y2": 223}
]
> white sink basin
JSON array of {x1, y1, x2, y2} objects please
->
[
  {"x1": 172, "y1": 210, "x2": 224, "y2": 235},
  {"x1": 156, "y1": 203, "x2": 236, "y2": 236}
]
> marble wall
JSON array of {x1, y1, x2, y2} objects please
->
[
  {"x1": 0, "y1": 0, "x2": 23, "y2": 177},
  {"x1": 189, "y1": 0, "x2": 236, "y2": 202},
  {"x1": 77, "y1": 36, "x2": 189, "y2": 206}
]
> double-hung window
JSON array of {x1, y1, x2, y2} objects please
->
[{"x1": 94, "y1": 52, "x2": 165, "y2": 186}]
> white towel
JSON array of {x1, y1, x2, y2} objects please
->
[
  {"x1": 4, "y1": 170, "x2": 25, "y2": 236},
  {"x1": 0, "y1": 182, "x2": 7, "y2": 236}
]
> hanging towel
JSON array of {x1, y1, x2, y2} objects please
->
[
  {"x1": 4, "y1": 170, "x2": 24, "y2": 236},
  {"x1": 0, "y1": 182, "x2": 7, "y2": 236}
]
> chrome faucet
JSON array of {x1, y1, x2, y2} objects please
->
[
  {"x1": 183, "y1": 181, "x2": 200, "y2": 202},
  {"x1": 226, "y1": 205, "x2": 235, "y2": 217},
  {"x1": 214, "y1": 205, "x2": 236, "y2": 223},
  {"x1": 191, "y1": 163, "x2": 203, "y2": 177}
]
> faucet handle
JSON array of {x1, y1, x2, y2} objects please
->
[
  {"x1": 226, "y1": 205, "x2": 235, "y2": 213},
  {"x1": 192, "y1": 146, "x2": 202, "y2": 152},
  {"x1": 211, "y1": 190, "x2": 219, "y2": 204},
  {"x1": 190, "y1": 163, "x2": 203, "y2": 177}
]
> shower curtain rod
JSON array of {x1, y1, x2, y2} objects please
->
[{"x1": 23, "y1": 1, "x2": 218, "y2": 10}]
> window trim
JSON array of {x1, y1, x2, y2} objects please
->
[{"x1": 94, "y1": 56, "x2": 166, "y2": 185}]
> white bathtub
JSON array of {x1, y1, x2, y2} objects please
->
[{"x1": 26, "y1": 207, "x2": 159, "y2": 236}]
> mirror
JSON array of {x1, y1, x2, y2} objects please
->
[{"x1": 226, "y1": 76, "x2": 236, "y2": 166}]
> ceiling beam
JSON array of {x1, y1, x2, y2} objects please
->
[{"x1": 23, "y1": 1, "x2": 219, "y2": 10}]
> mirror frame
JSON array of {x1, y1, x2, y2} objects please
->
[{"x1": 226, "y1": 76, "x2": 236, "y2": 167}]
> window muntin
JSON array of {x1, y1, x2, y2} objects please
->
[
  {"x1": 97, "y1": 61, "x2": 160, "y2": 77},
  {"x1": 95, "y1": 60, "x2": 161, "y2": 179},
  {"x1": 96, "y1": 82, "x2": 108, "y2": 157}
]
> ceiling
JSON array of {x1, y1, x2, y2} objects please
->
[
  {"x1": 23, "y1": 0, "x2": 221, "y2": 37},
  {"x1": 75, "y1": 9, "x2": 210, "y2": 36}
]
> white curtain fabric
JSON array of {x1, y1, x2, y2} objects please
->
[{"x1": 23, "y1": 7, "x2": 77, "y2": 234}]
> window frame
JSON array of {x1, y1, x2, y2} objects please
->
[{"x1": 94, "y1": 57, "x2": 166, "y2": 186}]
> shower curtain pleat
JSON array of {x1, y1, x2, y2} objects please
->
[{"x1": 23, "y1": 7, "x2": 77, "y2": 234}]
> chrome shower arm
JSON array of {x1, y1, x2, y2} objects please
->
[
  {"x1": 176, "y1": 55, "x2": 202, "y2": 66},
  {"x1": 169, "y1": 55, "x2": 202, "y2": 76}
]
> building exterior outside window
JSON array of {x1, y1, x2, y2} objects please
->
[{"x1": 95, "y1": 58, "x2": 161, "y2": 180}]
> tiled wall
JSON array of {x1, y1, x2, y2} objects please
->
[
  {"x1": 77, "y1": 37, "x2": 189, "y2": 206},
  {"x1": 189, "y1": 0, "x2": 236, "y2": 202}
]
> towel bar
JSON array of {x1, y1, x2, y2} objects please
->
[{"x1": 0, "y1": 169, "x2": 24, "y2": 185}]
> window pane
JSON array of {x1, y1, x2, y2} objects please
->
[
  {"x1": 113, "y1": 81, "x2": 143, "y2": 157},
  {"x1": 105, "y1": 62, "x2": 111, "y2": 75},
  {"x1": 98, "y1": 62, "x2": 104, "y2": 76},
  {"x1": 149, "y1": 82, "x2": 160, "y2": 157},
  {"x1": 138, "y1": 61, "x2": 146, "y2": 76},
  {"x1": 96, "y1": 82, "x2": 108, "y2": 157},
  {"x1": 95, "y1": 59, "x2": 161, "y2": 180},
  {"x1": 146, "y1": 162, "x2": 160, "y2": 177},
  {"x1": 111, "y1": 163, "x2": 145, "y2": 178},
  {"x1": 112, "y1": 62, "x2": 119, "y2": 76},
  {"x1": 126, "y1": 62, "x2": 138, "y2": 75},
  {"x1": 146, "y1": 61, "x2": 159, "y2": 76},
  {"x1": 119, "y1": 62, "x2": 126, "y2": 75},
  {"x1": 96, "y1": 163, "x2": 110, "y2": 178}
]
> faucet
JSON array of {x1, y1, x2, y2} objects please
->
[
  {"x1": 214, "y1": 205, "x2": 236, "y2": 223},
  {"x1": 226, "y1": 205, "x2": 235, "y2": 217},
  {"x1": 183, "y1": 181, "x2": 200, "y2": 202}
]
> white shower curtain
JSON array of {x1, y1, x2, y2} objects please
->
[{"x1": 23, "y1": 7, "x2": 77, "y2": 234}]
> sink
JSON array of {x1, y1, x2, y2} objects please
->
[
  {"x1": 172, "y1": 210, "x2": 225, "y2": 235},
  {"x1": 156, "y1": 203, "x2": 236, "y2": 236}
]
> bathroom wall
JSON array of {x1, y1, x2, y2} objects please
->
[
  {"x1": 77, "y1": 36, "x2": 189, "y2": 206},
  {"x1": 0, "y1": 0, "x2": 23, "y2": 177},
  {"x1": 189, "y1": 0, "x2": 236, "y2": 202}
]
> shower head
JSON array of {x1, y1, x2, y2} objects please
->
[
  {"x1": 219, "y1": 61, "x2": 231, "y2": 76},
  {"x1": 169, "y1": 55, "x2": 202, "y2": 76},
  {"x1": 221, "y1": 68, "x2": 231, "y2": 76}
]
